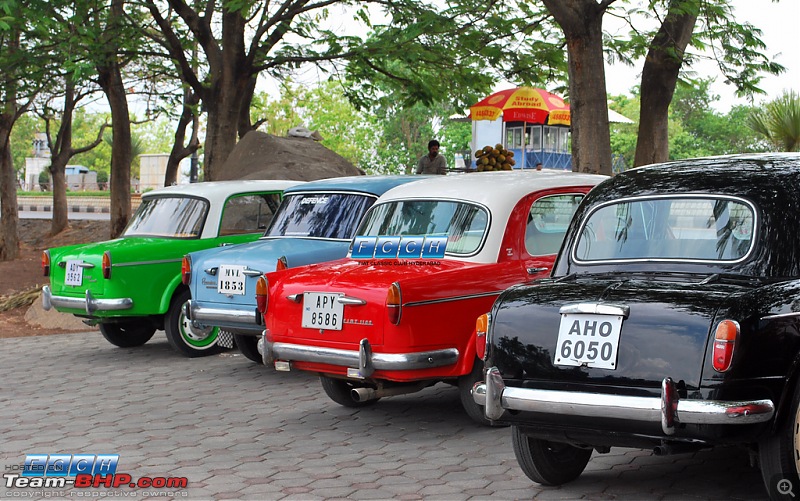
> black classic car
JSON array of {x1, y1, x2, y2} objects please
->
[{"x1": 472, "y1": 153, "x2": 800, "y2": 499}]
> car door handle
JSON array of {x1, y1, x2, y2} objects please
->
[{"x1": 527, "y1": 266, "x2": 549, "y2": 274}]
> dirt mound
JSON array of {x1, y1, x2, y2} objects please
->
[{"x1": 217, "y1": 131, "x2": 364, "y2": 181}]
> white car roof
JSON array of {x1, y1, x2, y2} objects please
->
[
  {"x1": 373, "y1": 171, "x2": 608, "y2": 263},
  {"x1": 142, "y1": 180, "x2": 304, "y2": 239},
  {"x1": 377, "y1": 171, "x2": 606, "y2": 206},
  {"x1": 142, "y1": 180, "x2": 303, "y2": 204}
]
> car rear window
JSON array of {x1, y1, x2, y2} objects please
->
[
  {"x1": 265, "y1": 193, "x2": 375, "y2": 239},
  {"x1": 123, "y1": 196, "x2": 209, "y2": 238},
  {"x1": 357, "y1": 200, "x2": 489, "y2": 256},
  {"x1": 574, "y1": 196, "x2": 756, "y2": 262}
]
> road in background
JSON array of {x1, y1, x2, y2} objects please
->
[{"x1": 18, "y1": 210, "x2": 110, "y2": 220}]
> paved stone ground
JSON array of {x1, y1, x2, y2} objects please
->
[{"x1": 0, "y1": 332, "x2": 768, "y2": 500}]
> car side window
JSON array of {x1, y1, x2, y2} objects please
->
[
  {"x1": 219, "y1": 193, "x2": 281, "y2": 236},
  {"x1": 525, "y1": 194, "x2": 584, "y2": 256}
]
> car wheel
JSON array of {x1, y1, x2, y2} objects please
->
[
  {"x1": 233, "y1": 333, "x2": 262, "y2": 363},
  {"x1": 511, "y1": 425, "x2": 592, "y2": 486},
  {"x1": 99, "y1": 322, "x2": 156, "y2": 348},
  {"x1": 165, "y1": 289, "x2": 221, "y2": 357},
  {"x1": 319, "y1": 376, "x2": 379, "y2": 408},
  {"x1": 759, "y1": 385, "x2": 800, "y2": 498},
  {"x1": 458, "y1": 358, "x2": 507, "y2": 427}
]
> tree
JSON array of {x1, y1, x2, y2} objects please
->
[
  {"x1": 540, "y1": 0, "x2": 615, "y2": 175},
  {"x1": 140, "y1": 0, "x2": 568, "y2": 180},
  {"x1": 37, "y1": 74, "x2": 108, "y2": 234},
  {"x1": 748, "y1": 90, "x2": 800, "y2": 152},
  {"x1": 0, "y1": 0, "x2": 47, "y2": 261},
  {"x1": 632, "y1": 0, "x2": 697, "y2": 167},
  {"x1": 94, "y1": 0, "x2": 134, "y2": 238},
  {"x1": 615, "y1": 0, "x2": 783, "y2": 166}
]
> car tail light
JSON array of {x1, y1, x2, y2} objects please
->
[
  {"x1": 256, "y1": 276, "x2": 268, "y2": 314},
  {"x1": 386, "y1": 282, "x2": 402, "y2": 325},
  {"x1": 276, "y1": 256, "x2": 288, "y2": 271},
  {"x1": 475, "y1": 313, "x2": 491, "y2": 360},
  {"x1": 712, "y1": 319, "x2": 739, "y2": 372},
  {"x1": 41, "y1": 250, "x2": 51, "y2": 277},
  {"x1": 102, "y1": 251, "x2": 112, "y2": 279},
  {"x1": 181, "y1": 256, "x2": 191, "y2": 285}
]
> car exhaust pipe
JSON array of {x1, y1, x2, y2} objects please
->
[
  {"x1": 652, "y1": 443, "x2": 703, "y2": 456},
  {"x1": 351, "y1": 383, "x2": 430, "y2": 402}
]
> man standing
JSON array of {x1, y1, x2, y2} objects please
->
[{"x1": 416, "y1": 140, "x2": 447, "y2": 175}]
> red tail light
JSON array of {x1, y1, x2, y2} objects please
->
[
  {"x1": 181, "y1": 256, "x2": 191, "y2": 285},
  {"x1": 102, "y1": 251, "x2": 112, "y2": 279},
  {"x1": 256, "y1": 276, "x2": 268, "y2": 314},
  {"x1": 475, "y1": 313, "x2": 491, "y2": 360},
  {"x1": 41, "y1": 250, "x2": 51, "y2": 277},
  {"x1": 712, "y1": 319, "x2": 739, "y2": 372},
  {"x1": 276, "y1": 256, "x2": 288, "y2": 271},
  {"x1": 386, "y1": 282, "x2": 402, "y2": 325}
]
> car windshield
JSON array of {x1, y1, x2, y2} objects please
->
[
  {"x1": 265, "y1": 193, "x2": 375, "y2": 239},
  {"x1": 123, "y1": 196, "x2": 208, "y2": 238},
  {"x1": 574, "y1": 196, "x2": 756, "y2": 262},
  {"x1": 357, "y1": 200, "x2": 489, "y2": 255}
]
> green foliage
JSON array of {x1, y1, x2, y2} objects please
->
[
  {"x1": 747, "y1": 90, "x2": 800, "y2": 152},
  {"x1": 607, "y1": 0, "x2": 783, "y2": 101},
  {"x1": 343, "y1": 0, "x2": 565, "y2": 111},
  {"x1": 609, "y1": 80, "x2": 771, "y2": 168}
]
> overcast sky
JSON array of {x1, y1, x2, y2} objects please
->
[{"x1": 604, "y1": 0, "x2": 800, "y2": 111}]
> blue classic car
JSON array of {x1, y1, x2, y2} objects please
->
[
  {"x1": 472, "y1": 153, "x2": 800, "y2": 499},
  {"x1": 182, "y1": 175, "x2": 424, "y2": 362}
]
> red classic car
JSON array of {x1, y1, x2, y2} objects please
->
[{"x1": 257, "y1": 171, "x2": 606, "y2": 424}]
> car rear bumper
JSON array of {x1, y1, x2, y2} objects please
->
[
  {"x1": 259, "y1": 330, "x2": 459, "y2": 377},
  {"x1": 42, "y1": 285, "x2": 133, "y2": 315},
  {"x1": 472, "y1": 366, "x2": 775, "y2": 435},
  {"x1": 183, "y1": 299, "x2": 261, "y2": 332}
]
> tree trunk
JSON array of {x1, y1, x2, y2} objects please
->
[
  {"x1": 202, "y1": 78, "x2": 247, "y2": 181},
  {"x1": 0, "y1": 27, "x2": 21, "y2": 262},
  {"x1": 98, "y1": 63, "x2": 132, "y2": 238},
  {"x1": 542, "y1": 0, "x2": 613, "y2": 175},
  {"x1": 97, "y1": 0, "x2": 131, "y2": 239},
  {"x1": 47, "y1": 78, "x2": 77, "y2": 235},
  {"x1": 0, "y1": 126, "x2": 19, "y2": 261},
  {"x1": 164, "y1": 90, "x2": 200, "y2": 186},
  {"x1": 634, "y1": 0, "x2": 698, "y2": 167},
  {"x1": 49, "y1": 166, "x2": 69, "y2": 233}
]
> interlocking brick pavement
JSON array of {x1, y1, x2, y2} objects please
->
[{"x1": 0, "y1": 332, "x2": 768, "y2": 500}]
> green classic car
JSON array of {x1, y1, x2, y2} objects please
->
[{"x1": 41, "y1": 179, "x2": 302, "y2": 356}]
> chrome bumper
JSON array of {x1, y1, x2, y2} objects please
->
[
  {"x1": 473, "y1": 366, "x2": 775, "y2": 435},
  {"x1": 41, "y1": 285, "x2": 133, "y2": 315},
  {"x1": 259, "y1": 331, "x2": 459, "y2": 377},
  {"x1": 183, "y1": 300, "x2": 261, "y2": 330}
]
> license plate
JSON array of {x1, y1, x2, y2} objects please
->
[
  {"x1": 302, "y1": 292, "x2": 343, "y2": 331},
  {"x1": 217, "y1": 265, "x2": 246, "y2": 295},
  {"x1": 554, "y1": 313, "x2": 623, "y2": 369},
  {"x1": 65, "y1": 260, "x2": 84, "y2": 286}
]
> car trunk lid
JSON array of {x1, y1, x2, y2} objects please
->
[
  {"x1": 272, "y1": 259, "x2": 473, "y2": 347},
  {"x1": 492, "y1": 277, "x2": 743, "y2": 390}
]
